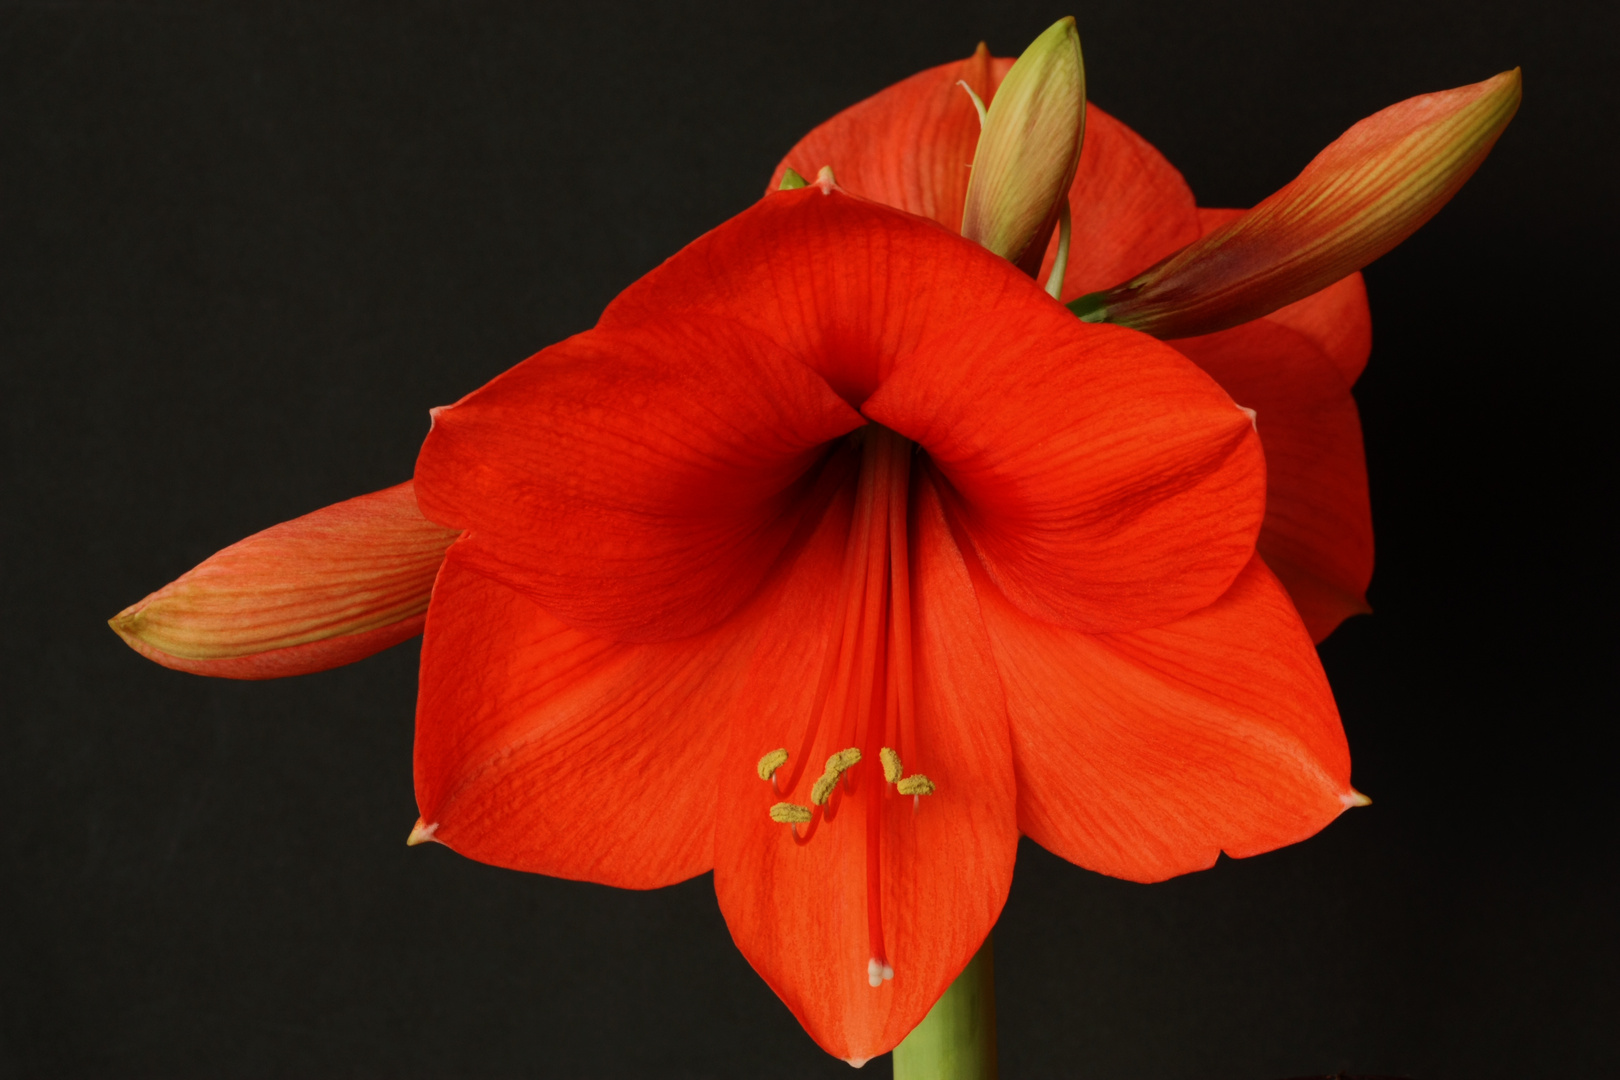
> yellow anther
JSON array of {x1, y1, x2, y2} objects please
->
[
  {"x1": 808, "y1": 747, "x2": 864, "y2": 805},
  {"x1": 757, "y1": 748, "x2": 789, "y2": 781},
  {"x1": 879, "y1": 747, "x2": 903, "y2": 784},
  {"x1": 769, "y1": 802, "x2": 812, "y2": 825},
  {"x1": 896, "y1": 775, "x2": 936, "y2": 797},
  {"x1": 825, "y1": 747, "x2": 862, "y2": 773}
]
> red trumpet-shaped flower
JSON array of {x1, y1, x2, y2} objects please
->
[{"x1": 406, "y1": 185, "x2": 1355, "y2": 1062}]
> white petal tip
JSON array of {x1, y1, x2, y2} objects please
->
[
  {"x1": 1341, "y1": 789, "x2": 1372, "y2": 809},
  {"x1": 406, "y1": 820, "x2": 440, "y2": 846},
  {"x1": 1238, "y1": 404, "x2": 1258, "y2": 429},
  {"x1": 814, "y1": 165, "x2": 838, "y2": 194},
  {"x1": 845, "y1": 1056, "x2": 870, "y2": 1069}
]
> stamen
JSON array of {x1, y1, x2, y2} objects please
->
[
  {"x1": 896, "y1": 775, "x2": 935, "y2": 797},
  {"x1": 809, "y1": 747, "x2": 862, "y2": 806},
  {"x1": 756, "y1": 748, "x2": 789, "y2": 781},
  {"x1": 828, "y1": 747, "x2": 863, "y2": 773},
  {"x1": 755, "y1": 428, "x2": 924, "y2": 985},
  {"x1": 776, "y1": 443, "x2": 881, "y2": 799},
  {"x1": 769, "y1": 802, "x2": 812, "y2": 825},
  {"x1": 887, "y1": 444, "x2": 916, "y2": 773}
]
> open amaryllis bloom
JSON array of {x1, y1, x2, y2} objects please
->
[
  {"x1": 104, "y1": 23, "x2": 1520, "y2": 1068},
  {"x1": 406, "y1": 185, "x2": 1356, "y2": 1062},
  {"x1": 772, "y1": 48, "x2": 1514, "y2": 641}
]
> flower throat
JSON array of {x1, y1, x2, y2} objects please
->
[{"x1": 753, "y1": 424, "x2": 937, "y2": 990}]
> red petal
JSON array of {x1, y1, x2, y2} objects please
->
[
  {"x1": 862, "y1": 303, "x2": 1266, "y2": 633},
  {"x1": 768, "y1": 47, "x2": 998, "y2": 231},
  {"x1": 413, "y1": 539, "x2": 764, "y2": 887},
  {"x1": 1034, "y1": 105, "x2": 1202, "y2": 298},
  {"x1": 1171, "y1": 320, "x2": 1373, "y2": 642},
  {"x1": 1198, "y1": 207, "x2": 1373, "y2": 385},
  {"x1": 109, "y1": 481, "x2": 458, "y2": 680},
  {"x1": 1266, "y1": 272, "x2": 1372, "y2": 386},
  {"x1": 713, "y1": 472, "x2": 1016, "y2": 1062},
  {"x1": 976, "y1": 553, "x2": 1354, "y2": 883},
  {"x1": 414, "y1": 316, "x2": 863, "y2": 642},
  {"x1": 601, "y1": 188, "x2": 1039, "y2": 408}
]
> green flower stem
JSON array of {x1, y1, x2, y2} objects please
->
[{"x1": 892, "y1": 935, "x2": 998, "y2": 1079}]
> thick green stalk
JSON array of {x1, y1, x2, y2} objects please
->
[{"x1": 892, "y1": 936, "x2": 998, "y2": 1079}]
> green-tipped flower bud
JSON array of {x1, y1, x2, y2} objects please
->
[
  {"x1": 1071, "y1": 69, "x2": 1522, "y2": 338},
  {"x1": 960, "y1": 16, "x2": 1086, "y2": 277}
]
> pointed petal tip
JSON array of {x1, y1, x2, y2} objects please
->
[
  {"x1": 845, "y1": 1056, "x2": 871, "y2": 1069},
  {"x1": 407, "y1": 819, "x2": 440, "y2": 846},
  {"x1": 1342, "y1": 789, "x2": 1372, "y2": 809},
  {"x1": 107, "y1": 606, "x2": 143, "y2": 638}
]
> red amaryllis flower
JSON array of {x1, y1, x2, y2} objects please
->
[
  {"x1": 108, "y1": 44, "x2": 1515, "y2": 679},
  {"x1": 406, "y1": 183, "x2": 1354, "y2": 1062},
  {"x1": 772, "y1": 48, "x2": 1513, "y2": 641}
]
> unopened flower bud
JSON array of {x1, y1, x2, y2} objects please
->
[
  {"x1": 960, "y1": 16, "x2": 1086, "y2": 277},
  {"x1": 1072, "y1": 68, "x2": 1522, "y2": 338},
  {"x1": 109, "y1": 481, "x2": 459, "y2": 679}
]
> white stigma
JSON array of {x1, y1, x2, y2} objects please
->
[{"x1": 866, "y1": 957, "x2": 895, "y2": 988}]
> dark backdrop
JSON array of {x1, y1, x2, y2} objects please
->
[{"x1": 2, "y1": 1, "x2": 1612, "y2": 1077}]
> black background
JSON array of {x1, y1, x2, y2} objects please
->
[{"x1": 2, "y1": 1, "x2": 1613, "y2": 1076}]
